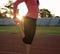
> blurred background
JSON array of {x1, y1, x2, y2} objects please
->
[{"x1": 0, "y1": 0, "x2": 60, "y2": 26}]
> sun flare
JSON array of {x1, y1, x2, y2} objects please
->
[
  {"x1": 11, "y1": 2, "x2": 28, "y2": 21},
  {"x1": 17, "y1": 2, "x2": 28, "y2": 20}
]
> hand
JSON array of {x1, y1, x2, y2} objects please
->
[{"x1": 13, "y1": 18, "x2": 20, "y2": 24}]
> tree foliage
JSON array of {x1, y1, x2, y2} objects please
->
[{"x1": 39, "y1": 8, "x2": 53, "y2": 18}]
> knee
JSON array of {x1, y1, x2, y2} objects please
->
[{"x1": 22, "y1": 35, "x2": 34, "y2": 44}]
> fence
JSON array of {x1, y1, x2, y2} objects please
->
[
  {"x1": 0, "y1": 18, "x2": 60, "y2": 26},
  {"x1": 36, "y1": 18, "x2": 60, "y2": 26}
]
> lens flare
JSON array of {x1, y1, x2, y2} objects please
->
[
  {"x1": 17, "y1": 15, "x2": 24, "y2": 21},
  {"x1": 11, "y1": 2, "x2": 28, "y2": 21}
]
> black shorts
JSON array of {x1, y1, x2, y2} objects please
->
[{"x1": 23, "y1": 16, "x2": 37, "y2": 44}]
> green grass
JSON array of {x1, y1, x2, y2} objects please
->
[
  {"x1": 0, "y1": 26, "x2": 60, "y2": 34},
  {"x1": 0, "y1": 26, "x2": 19, "y2": 33},
  {"x1": 36, "y1": 26, "x2": 60, "y2": 34}
]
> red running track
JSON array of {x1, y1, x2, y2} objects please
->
[{"x1": 0, "y1": 33, "x2": 60, "y2": 54}]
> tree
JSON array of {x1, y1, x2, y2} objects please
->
[
  {"x1": 55, "y1": 16, "x2": 60, "y2": 18},
  {"x1": 39, "y1": 8, "x2": 52, "y2": 18},
  {"x1": 4, "y1": 0, "x2": 19, "y2": 18},
  {"x1": 4, "y1": 0, "x2": 13, "y2": 18},
  {"x1": 0, "y1": 13, "x2": 4, "y2": 18},
  {"x1": 0, "y1": 0, "x2": 19, "y2": 18},
  {"x1": 0, "y1": 8, "x2": 7, "y2": 18},
  {"x1": 0, "y1": 0, "x2": 13, "y2": 18}
]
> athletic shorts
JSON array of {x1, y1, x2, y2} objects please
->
[{"x1": 23, "y1": 16, "x2": 37, "y2": 44}]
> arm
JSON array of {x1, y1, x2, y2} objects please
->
[
  {"x1": 13, "y1": 0, "x2": 25, "y2": 38},
  {"x1": 37, "y1": 0, "x2": 39, "y2": 5},
  {"x1": 13, "y1": 0, "x2": 23, "y2": 18}
]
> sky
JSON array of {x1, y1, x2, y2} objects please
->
[{"x1": 0, "y1": 0, "x2": 60, "y2": 16}]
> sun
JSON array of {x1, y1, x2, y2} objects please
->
[
  {"x1": 17, "y1": 2, "x2": 28, "y2": 20},
  {"x1": 10, "y1": 2, "x2": 28, "y2": 21}
]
